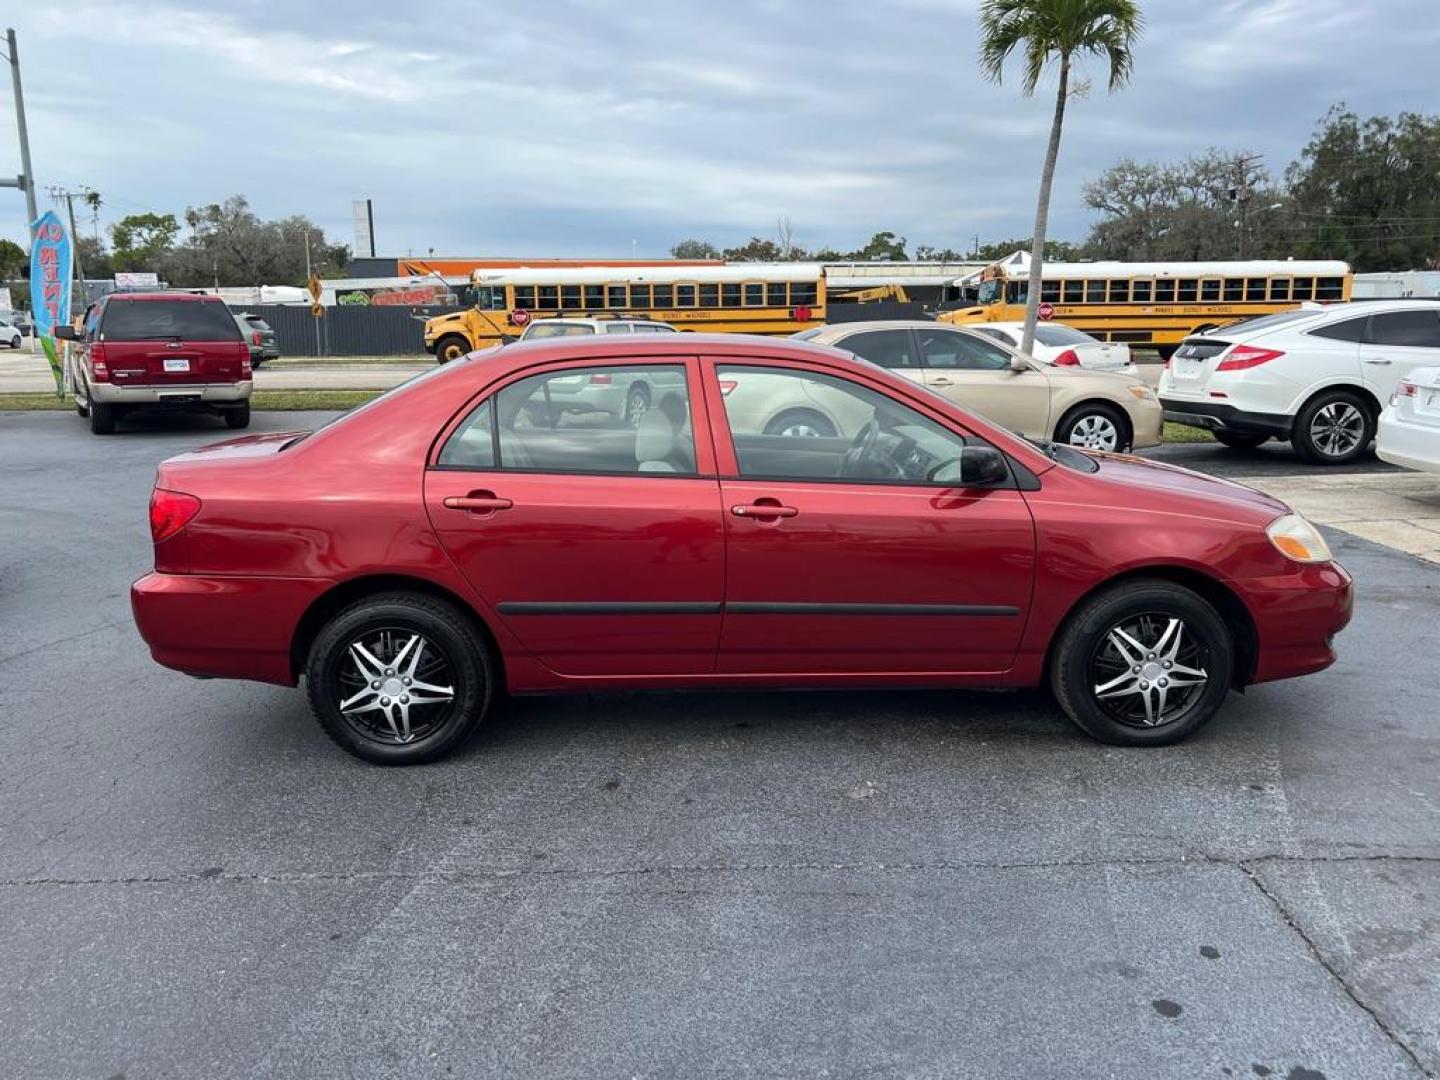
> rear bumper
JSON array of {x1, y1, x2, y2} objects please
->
[
  {"x1": 1160, "y1": 397, "x2": 1292, "y2": 438},
  {"x1": 1377, "y1": 411, "x2": 1440, "y2": 474},
  {"x1": 1238, "y1": 561, "x2": 1354, "y2": 685},
  {"x1": 91, "y1": 381, "x2": 252, "y2": 407},
  {"x1": 131, "y1": 571, "x2": 330, "y2": 685}
]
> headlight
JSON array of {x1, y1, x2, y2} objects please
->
[
  {"x1": 1266, "y1": 513, "x2": 1332, "y2": 564},
  {"x1": 1126, "y1": 384, "x2": 1156, "y2": 400}
]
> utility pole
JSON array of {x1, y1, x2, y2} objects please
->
[
  {"x1": 2, "y1": 28, "x2": 39, "y2": 227},
  {"x1": 305, "y1": 229, "x2": 322, "y2": 358},
  {"x1": 1230, "y1": 154, "x2": 1264, "y2": 260},
  {"x1": 47, "y1": 186, "x2": 97, "y2": 305}
]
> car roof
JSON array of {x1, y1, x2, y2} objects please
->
[
  {"x1": 805, "y1": 320, "x2": 964, "y2": 339},
  {"x1": 106, "y1": 291, "x2": 225, "y2": 303},
  {"x1": 492, "y1": 332, "x2": 851, "y2": 363}
]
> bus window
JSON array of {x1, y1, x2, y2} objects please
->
[
  {"x1": 1005, "y1": 281, "x2": 1029, "y2": 303},
  {"x1": 514, "y1": 286, "x2": 537, "y2": 309},
  {"x1": 1155, "y1": 280, "x2": 1176, "y2": 303},
  {"x1": 1200, "y1": 279, "x2": 1221, "y2": 302},
  {"x1": 721, "y1": 284, "x2": 742, "y2": 307},
  {"x1": 700, "y1": 284, "x2": 720, "y2": 307},
  {"x1": 1269, "y1": 278, "x2": 1291, "y2": 302},
  {"x1": 676, "y1": 284, "x2": 697, "y2": 307},
  {"x1": 1108, "y1": 280, "x2": 1129, "y2": 302},
  {"x1": 653, "y1": 284, "x2": 674, "y2": 308},
  {"x1": 630, "y1": 285, "x2": 652, "y2": 308},
  {"x1": 474, "y1": 286, "x2": 506, "y2": 310},
  {"x1": 1316, "y1": 277, "x2": 1345, "y2": 301},
  {"x1": 767, "y1": 283, "x2": 788, "y2": 306},
  {"x1": 744, "y1": 283, "x2": 765, "y2": 307},
  {"x1": 1246, "y1": 278, "x2": 1267, "y2": 301},
  {"x1": 1085, "y1": 280, "x2": 1105, "y2": 303},
  {"x1": 977, "y1": 280, "x2": 1002, "y2": 304},
  {"x1": 538, "y1": 286, "x2": 558, "y2": 309},
  {"x1": 1293, "y1": 278, "x2": 1314, "y2": 301},
  {"x1": 1177, "y1": 279, "x2": 1198, "y2": 303},
  {"x1": 1041, "y1": 281, "x2": 1061, "y2": 303},
  {"x1": 607, "y1": 285, "x2": 627, "y2": 309},
  {"x1": 1132, "y1": 280, "x2": 1152, "y2": 302},
  {"x1": 792, "y1": 282, "x2": 818, "y2": 306},
  {"x1": 584, "y1": 285, "x2": 605, "y2": 308},
  {"x1": 561, "y1": 285, "x2": 582, "y2": 310},
  {"x1": 1223, "y1": 278, "x2": 1244, "y2": 302},
  {"x1": 1063, "y1": 281, "x2": 1083, "y2": 303}
]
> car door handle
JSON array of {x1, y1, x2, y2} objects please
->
[
  {"x1": 929, "y1": 377, "x2": 955, "y2": 388},
  {"x1": 1362, "y1": 357, "x2": 1392, "y2": 365},
  {"x1": 732, "y1": 502, "x2": 798, "y2": 519},
  {"x1": 443, "y1": 493, "x2": 513, "y2": 513}
]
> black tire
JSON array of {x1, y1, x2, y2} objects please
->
[
  {"x1": 89, "y1": 401, "x2": 118, "y2": 435},
  {"x1": 1056, "y1": 401, "x2": 1131, "y2": 452},
  {"x1": 225, "y1": 403, "x2": 251, "y2": 429},
  {"x1": 304, "y1": 592, "x2": 493, "y2": 765},
  {"x1": 623, "y1": 383, "x2": 651, "y2": 427},
  {"x1": 1212, "y1": 430, "x2": 1269, "y2": 450},
  {"x1": 763, "y1": 408, "x2": 838, "y2": 438},
  {"x1": 1292, "y1": 389, "x2": 1374, "y2": 466},
  {"x1": 1050, "y1": 579, "x2": 1234, "y2": 747},
  {"x1": 435, "y1": 336, "x2": 470, "y2": 365}
]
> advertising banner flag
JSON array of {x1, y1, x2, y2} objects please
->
[{"x1": 30, "y1": 211, "x2": 73, "y2": 397}]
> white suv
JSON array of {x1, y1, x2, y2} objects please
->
[
  {"x1": 1158, "y1": 302, "x2": 1440, "y2": 465},
  {"x1": 519, "y1": 316, "x2": 676, "y2": 340}
]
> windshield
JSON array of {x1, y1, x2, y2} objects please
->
[{"x1": 976, "y1": 280, "x2": 1002, "y2": 305}]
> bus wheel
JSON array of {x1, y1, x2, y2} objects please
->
[{"x1": 435, "y1": 336, "x2": 470, "y2": 364}]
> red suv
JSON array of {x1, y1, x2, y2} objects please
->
[{"x1": 59, "y1": 292, "x2": 252, "y2": 434}]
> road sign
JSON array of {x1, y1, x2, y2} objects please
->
[
  {"x1": 511, "y1": 308, "x2": 531, "y2": 327},
  {"x1": 307, "y1": 274, "x2": 323, "y2": 303},
  {"x1": 1038, "y1": 302, "x2": 1055, "y2": 320}
]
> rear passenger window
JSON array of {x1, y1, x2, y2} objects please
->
[
  {"x1": 1365, "y1": 311, "x2": 1440, "y2": 348},
  {"x1": 1309, "y1": 318, "x2": 1368, "y2": 343},
  {"x1": 438, "y1": 365, "x2": 696, "y2": 475},
  {"x1": 918, "y1": 329, "x2": 1011, "y2": 371},
  {"x1": 840, "y1": 329, "x2": 916, "y2": 369}
]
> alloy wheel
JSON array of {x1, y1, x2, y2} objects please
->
[
  {"x1": 625, "y1": 389, "x2": 650, "y2": 427},
  {"x1": 337, "y1": 628, "x2": 456, "y2": 745},
  {"x1": 1068, "y1": 413, "x2": 1120, "y2": 451},
  {"x1": 1308, "y1": 401, "x2": 1366, "y2": 459},
  {"x1": 1090, "y1": 613, "x2": 1210, "y2": 728}
]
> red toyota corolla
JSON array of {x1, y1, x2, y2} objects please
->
[{"x1": 131, "y1": 335, "x2": 1353, "y2": 764}]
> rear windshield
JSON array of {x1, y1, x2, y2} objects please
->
[
  {"x1": 101, "y1": 299, "x2": 244, "y2": 342},
  {"x1": 1032, "y1": 324, "x2": 1095, "y2": 347},
  {"x1": 244, "y1": 317, "x2": 271, "y2": 331}
]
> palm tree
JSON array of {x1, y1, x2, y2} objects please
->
[{"x1": 979, "y1": 0, "x2": 1142, "y2": 355}]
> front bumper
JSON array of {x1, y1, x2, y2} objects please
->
[
  {"x1": 91, "y1": 380, "x2": 253, "y2": 406},
  {"x1": 1129, "y1": 398, "x2": 1164, "y2": 449},
  {"x1": 1239, "y1": 561, "x2": 1353, "y2": 685},
  {"x1": 1160, "y1": 396, "x2": 1292, "y2": 438}
]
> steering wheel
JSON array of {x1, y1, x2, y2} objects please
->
[{"x1": 840, "y1": 419, "x2": 882, "y2": 477}]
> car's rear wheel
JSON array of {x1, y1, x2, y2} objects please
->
[
  {"x1": 225, "y1": 403, "x2": 251, "y2": 429},
  {"x1": 1213, "y1": 430, "x2": 1269, "y2": 450},
  {"x1": 435, "y1": 335, "x2": 470, "y2": 364},
  {"x1": 305, "y1": 592, "x2": 493, "y2": 765},
  {"x1": 1293, "y1": 389, "x2": 1374, "y2": 465},
  {"x1": 1050, "y1": 579, "x2": 1234, "y2": 746},
  {"x1": 763, "y1": 408, "x2": 838, "y2": 438},
  {"x1": 89, "y1": 401, "x2": 118, "y2": 435},
  {"x1": 1057, "y1": 402, "x2": 1130, "y2": 452}
]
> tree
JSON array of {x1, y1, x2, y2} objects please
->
[
  {"x1": 974, "y1": 236, "x2": 1082, "y2": 262},
  {"x1": 0, "y1": 238, "x2": 24, "y2": 281},
  {"x1": 979, "y1": 0, "x2": 1142, "y2": 354},
  {"x1": 723, "y1": 237, "x2": 786, "y2": 261},
  {"x1": 161, "y1": 195, "x2": 348, "y2": 287},
  {"x1": 110, "y1": 212, "x2": 180, "y2": 272},
  {"x1": 670, "y1": 239, "x2": 721, "y2": 259},
  {"x1": 844, "y1": 231, "x2": 909, "y2": 261},
  {"x1": 73, "y1": 235, "x2": 115, "y2": 281}
]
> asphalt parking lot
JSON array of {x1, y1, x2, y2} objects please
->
[{"x1": 2, "y1": 409, "x2": 1438, "y2": 1079}]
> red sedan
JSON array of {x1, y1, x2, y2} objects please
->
[{"x1": 131, "y1": 335, "x2": 1353, "y2": 764}]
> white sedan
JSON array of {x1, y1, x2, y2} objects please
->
[
  {"x1": 968, "y1": 321, "x2": 1135, "y2": 374},
  {"x1": 1378, "y1": 366, "x2": 1440, "y2": 473}
]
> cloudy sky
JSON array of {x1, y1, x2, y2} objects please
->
[{"x1": 4, "y1": 0, "x2": 1438, "y2": 261}]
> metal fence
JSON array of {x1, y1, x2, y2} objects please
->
[{"x1": 237, "y1": 304, "x2": 450, "y2": 357}]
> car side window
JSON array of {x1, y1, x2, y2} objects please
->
[
  {"x1": 972, "y1": 327, "x2": 1017, "y2": 348},
  {"x1": 716, "y1": 364, "x2": 976, "y2": 485},
  {"x1": 437, "y1": 364, "x2": 696, "y2": 476},
  {"x1": 1364, "y1": 310, "x2": 1440, "y2": 348},
  {"x1": 918, "y1": 329, "x2": 1011, "y2": 371},
  {"x1": 1308, "y1": 317, "x2": 1368, "y2": 343},
  {"x1": 604, "y1": 324, "x2": 632, "y2": 334},
  {"x1": 837, "y1": 329, "x2": 916, "y2": 369}
]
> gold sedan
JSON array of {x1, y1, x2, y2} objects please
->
[{"x1": 799, "y1": 321, "x2": 1162, "y2": 451}]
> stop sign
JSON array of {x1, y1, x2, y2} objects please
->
[
  {"x1": 1037, "y1": 302, "x2": 1055, "y2": 320},
  {"x1": 511, "y1": 309, "x2": 531, "y2": 327}
]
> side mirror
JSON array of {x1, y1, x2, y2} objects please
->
[
  {"x1": 53, "y1": 325, "x2": 78, "y2": 340},
  {"x1": 1009, "y1": 353, "x2": 1029, "y2": 372},
  {"x1": 930, "y1": 446, "x2": 1010, "y2": 487}
]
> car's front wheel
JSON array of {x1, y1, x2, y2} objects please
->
[
  {"x1": 305, "y1": 592, "x2": 494, "y2": 765},
  {"x1": 1050, "y1": 579, "x2": 1234, "y2": 746},
  {"x1": 1293, "y1": 390, "x2": 1374, "y2": 465},
  {"x1": 1057, "y1": 402, "x2": 1130, "y2": 452}
]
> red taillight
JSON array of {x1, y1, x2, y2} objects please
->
[
  {"x1": 1392, "y1": 381, "x2": 1418, "y2": 405},
  {"x1": 90, "y1": 341, "x2": 110, "y2": 383},
  {"x1": 251, "y1": 330, "x2": 262, "y2": 345},
  {"x1": 150, "y1": 488, "x2": 201, "y2": 543},
  {"x1": 718, "y1": 379, "x2": 738, "y2": 396},
  {"x1": 1053, "y1": 348, "x2": 1081, "y2": 366},
  {"x1": 241, "y1": 356, "x2": 253, "y2": 378},
  {"x1": 589, "y1": 373, "x2": 613, "y2": 385},
  {"x1": 1216, "y1": 346, "x2": 1284, "y2": 372}
]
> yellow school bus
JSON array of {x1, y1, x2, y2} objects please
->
[
  {"x1": 424, "y1": 265, "x2": 827, "y2": 361},
  {"x1": 938, "y1": 258, "x2": 1353, "y2": 356}
]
